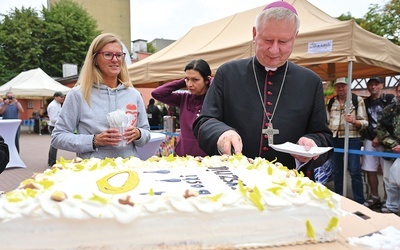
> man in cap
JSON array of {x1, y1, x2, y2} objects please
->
[
  {"x1": 361, "y1": 77, "x2": 394, "y2": 209},
  {"x1": 194, "y1": 1, "x2": 332, "y2": 171},
  {"x1": 47, "y1": 91, "x2": 65, "y2": 166},
  {"x1": 327, "y1": 77, "x2": 368, "y2": 204}
]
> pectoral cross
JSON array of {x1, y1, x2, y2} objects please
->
[{"x1": 262, "y1": 123, "x2": 279, "y2": 145}]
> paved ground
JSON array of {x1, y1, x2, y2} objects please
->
[
  {"x1": 0, "y1": 126, "x2": 386, "y2": 212},
  {"x1": 0, "y1": 126, "x2": 75, "y2": 192}
]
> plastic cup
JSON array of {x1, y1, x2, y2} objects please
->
[{"x1": 113, "y1": 126, "x2": 127, "y2": 147}]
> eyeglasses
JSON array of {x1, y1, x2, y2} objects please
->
[{"x1": 96, "y1": 51, "x2": 126, "y2": 60}]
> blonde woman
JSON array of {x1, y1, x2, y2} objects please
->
[{"x1": 52, "y1": 33, "x2": 150, "y2": 160}]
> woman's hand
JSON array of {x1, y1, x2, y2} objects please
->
[
  {"x1": 94, "y1": 128, "x2": 122, "y2": 147},
  {"x1": 124, "y1": 126, "x2": 141, "y2": 144}
]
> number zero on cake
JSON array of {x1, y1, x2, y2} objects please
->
[{"x1": 0, "y1": 155, "x2": 341, "y2": 249}]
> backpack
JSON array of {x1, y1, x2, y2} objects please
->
[
  {"x1": 327, "y1": 93, "x2": 359, "y2": 113},
  {"x1": 379, "y1": 102, "x2": 396, "y2": 136}
]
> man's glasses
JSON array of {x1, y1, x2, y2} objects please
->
[{"x1": 96, "y1": 52, "x2": 126, "y2": 61}]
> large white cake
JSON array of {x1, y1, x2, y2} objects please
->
[{"x1": 0, "y1": 155, "x2": 341, "y2": 249}]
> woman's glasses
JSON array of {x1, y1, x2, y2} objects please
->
[{"x1": 96, "y1": 51, "x2": 126, "y2": 60}]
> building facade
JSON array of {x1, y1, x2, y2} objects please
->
[{"x1": 48, "y1": 0, "x2": 131, "y2": 50}]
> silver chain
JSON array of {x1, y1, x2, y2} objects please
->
[{"x1": 252, "y1": 56, "x2": 288, "y2": 123}]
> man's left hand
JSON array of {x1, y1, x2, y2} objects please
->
[{"x1": 291, "y1": 137, "x2": 318, "y2": 162}]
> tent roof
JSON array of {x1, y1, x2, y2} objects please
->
[
  {"x1": 0, "y1": 68, "x2": 71, "y2": 99},
  {"x1": 128, "y1": 0, "x2": 400, "y2": 87}
]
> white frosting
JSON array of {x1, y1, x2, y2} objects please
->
[
  {"x1": 0, "y1": 155, "x2": 341, "y2": 249},
  {"x1": 348, "y1": 226, "x2": 400, "y2": 249}
]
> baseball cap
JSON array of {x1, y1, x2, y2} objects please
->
[
  {"x1": 367, "y1": 77, "x2": 383, "y2": 84},
  {"x1": 53, "y1": 91, "x2": 65, "y2": 97},
  {"x1": 334, "y1": 77, "x2": 347, "y2": 85}
]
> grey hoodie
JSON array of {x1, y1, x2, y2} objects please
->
[{"x1": 51, "y1": 83, "x2": 150, "y2": 159}]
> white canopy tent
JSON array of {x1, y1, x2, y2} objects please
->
[{"x1": 0, "y1": 68, "x2": 71, "y2": 99}]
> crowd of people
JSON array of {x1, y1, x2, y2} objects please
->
[
  {"x1": 0, "y1": 1, "x2": 399, "y2": 215},
  {"x1": 325, "y1": 76, "x2": 399, "y2": 214}
]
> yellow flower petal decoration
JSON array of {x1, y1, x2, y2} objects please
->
[
  {"x1": 149, "y1": 188, "x2": 154, "y2": 196},
  {"x1": 267, "y1": 165, "x2": 273, "y2": 175},
  {"x1": 73, "y1": 194, "x2": 83, "y2": 199},
  {"x1": 73, "y1": 164, "x2": 85, "y2": 172},
  {"x1": 312, "y1": 185, "x2": 333, "y2": 200},
  {"x1": 89, "y1": 193, "x2": 108, "y2": 204},
  {"x1": 238, "y1": 179, "x2": 247, "y2": 195},
  {"x1": 249, "y1": 186, "x2": 264, "y2": 211},
  {"x1": 5, "y1": 191, "x2": 25, "y2": 202},
  {"x1": 306, "y1": 220, "x2": 315, "y2": 240},
  {"x1": 165, "y1": 154, "x2": 176, "y2": 162},
  {"x1": 38, "y1": 179, "x2": 54, "y2": 189},
  {"x1": 59, "y1": 156, "x2": 67, "y2": 164},
  {"x1": 325, "y1": 216, "x2": 339, "y2": 232},
  {"x1": 89, "y1": 163, "x2": 98, "y2": 171},
  {"x1": 228, "y1": 153, "x2": 243, "y2": 162},
  {"x1": 26, "y1": 188, "x2": 38, "y2": 198},
  {"x1": 207, "y1": 193, "x2": 223, "y2": 202},
  {"x1": 267, "y1": 186, "x2": 282, "y2": 195},
  {"x1": 100, "y1": 158, "x2": 114, "y2": 167}
]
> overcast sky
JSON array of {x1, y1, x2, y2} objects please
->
[{"x1": 0, "y1": 0, "x2": 386, "y2": 41}]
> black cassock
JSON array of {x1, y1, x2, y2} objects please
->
[{"x1": 193, "y1": 57, "x2": 332, "y2": 170}]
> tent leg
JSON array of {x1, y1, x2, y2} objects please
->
[{"x1": 343, "y1": 61, "x2": 354, "y2": 197}]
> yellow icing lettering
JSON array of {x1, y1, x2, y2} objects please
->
[{"x1": 96, "y1": 170, "x2": 139, "y2": 194}]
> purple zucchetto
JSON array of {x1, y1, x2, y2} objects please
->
[{"x1": 263, "y1": 1, "x2": 298, "y2": 15}]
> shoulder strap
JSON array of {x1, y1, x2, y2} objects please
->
[
  {"x1": 351, "y1": 93, "x2": 359, "y2": 111},
  {"x1": 327, "y1": 96, "x2": 336, "y2": 112},
  {"x1": 328, "y1": 94, "x2": 359, "y2": 112}
]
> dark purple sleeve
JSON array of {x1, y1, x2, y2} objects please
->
[{"x1": 151, "y1": 79, "x2": 186, "y2": 107}]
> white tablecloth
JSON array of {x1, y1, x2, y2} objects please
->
[
  {"x1": 136, "y1": 132, "x2": 166, "y2": 160},
  {"x1": 0, "y1": 119, "x2": 26, "y2": 168}
]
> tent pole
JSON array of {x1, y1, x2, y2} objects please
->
[
  {"x1": 38, "y1": 117, "x2": 42, "y2": 136},
  {"x1": 343, "y1": 61, "x2": 354, "y2": 197}
]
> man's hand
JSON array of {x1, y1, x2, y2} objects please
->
[
  {"x1": 217, "y1": 130, "x2": 243, "y2": 155},
  {"x1": 291, "y1": 137, "x2": 318, "y2": 162}
]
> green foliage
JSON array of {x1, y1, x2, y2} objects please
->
[
  {"x1": 0, "y1": 7, "x2": 45, "y2": 83},
  {"x1": 147, "y1": 42, "x2": 157, "y2": 53},
  {"x1": 360, "y1": 0, "x2": 400, "y2": 45},
  {"x1": 42, "y1": 0, "x2": 100, "y2": 76},
  {"x1": 0, "y1": 0, "x2": 100, "y2": 85},
  {"x1": 337, "y1": 12, "x2": 363, "y2": 25},
  {"x1": 323, "y1": 87, "x2": 335, "y2": 97}
]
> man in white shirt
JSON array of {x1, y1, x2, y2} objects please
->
[{"x1": 47, "y1": 91, "x2": 65, "y2": 166}]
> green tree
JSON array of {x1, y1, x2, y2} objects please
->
[
  {"x1": 360, "y1": 0, "x2": 400, "y2": 45},
  {"x1": 147, "y1": 42, "x2": 157, "y2": 54},
  {"x1": 0, "y1": 7, "x2": 45, "y2": 83},
  {"x1": 0, "y1": 0, "x2": 100, "y2": 85},
  {"x1": 42, "y1": 0, "x2": 100, "y2": 76},
  {"x1": 337, "y1": 12, "x2": 363, "y2": 25}
]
